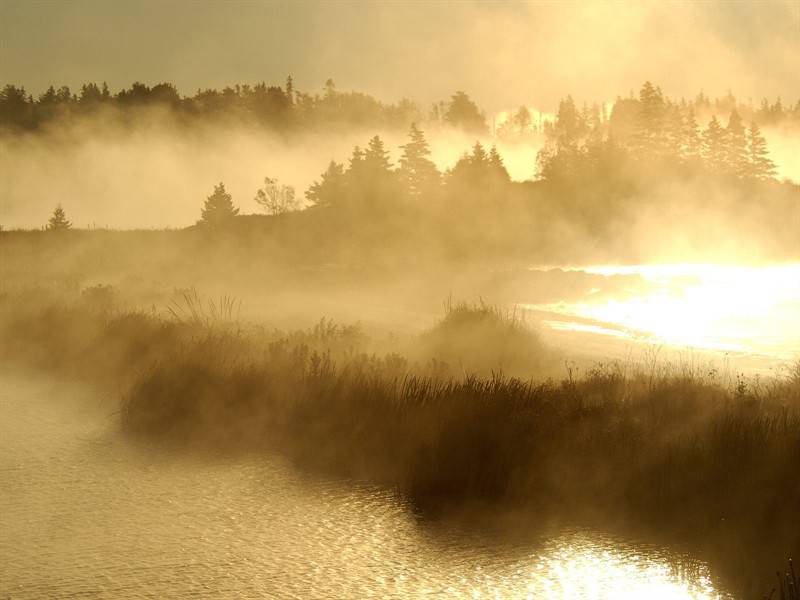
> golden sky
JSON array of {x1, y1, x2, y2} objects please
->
[{"x1": 2, "y1": 0, "x2": 799, "y2": 109}]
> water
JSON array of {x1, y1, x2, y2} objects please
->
[
  {"x1": 526, "y1": 263, "x2": 800, "y2": 371},
  {"x1": 1, "y1": 370, "x2": 729, "y2": 599}
]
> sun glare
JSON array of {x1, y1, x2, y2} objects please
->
[{"x1": 532, "y1": 264, "x2": 800, "y2": 359}]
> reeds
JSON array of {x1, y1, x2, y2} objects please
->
[{"x1": 2, "y1": 292, "x2": 799, "y2": 559}]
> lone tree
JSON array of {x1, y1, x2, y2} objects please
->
[
  {"x1": 200, "y1": 182, "x2": 239, "y2": 225},
  {"x1": 254, "y1": 176, "x2": 298, "y2": 215},
  {"x1": 47, "y1": 204, "x2": 71, "y2": 230}
]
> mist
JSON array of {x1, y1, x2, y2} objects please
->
[
  {"x1": 3, "y1": 3, "x2": 800, "y2": 600},
  {"x1": 0, "y1": 110, "x2": 544, "y2": 229}
]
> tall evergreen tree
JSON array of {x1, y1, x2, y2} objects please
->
[
  {"x1": 746, "y1": 122, "x2": 777, "y2": 180},
  {"x1": 46, "y1": 204, "x2": 71, "y2": 230},
  {"x1": 347, "y1": 146, "x2": 365, "y2": 175},
  {"x1": 724, "y1": 109, "x2": 748, "y2": 177},
  {"x1": 285, "y1": 75, "x2": 294, "y2": 105},
  {"x1": 702, "y1": 116, "x2": 726, "y2": 173},
  {"x1": 554, "y1": 95, "x2": 582, "y2": 149},
  {"x1": 488, "y1": 145, "x2": 510, "y2": 181},
  {"x1": 636, "y1": 81, "x2": 666, "y2": 155},
  {"x1": 363, "y1": 135, "x2": 393, "y2": 173},
  {"x1": 200, "y1": 182, "x2": 239, "y2": 225},
  {"x1": 398, "y1": 124, "x2": 440, "y2": 197},
  {"x1": 681, "y1": 109, "x2": 703, "y2": 163}
]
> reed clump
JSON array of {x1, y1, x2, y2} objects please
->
[{"x1": 2, "y1": 291, "x2": 798, "y2": 556}]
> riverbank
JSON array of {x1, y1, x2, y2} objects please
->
[{"x1": 2, "y1": 290, "x2": 798, "y2": 596}]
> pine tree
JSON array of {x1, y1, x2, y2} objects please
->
[
  {"x1": 200, "y1": 182, "x2": 239, "y2": 225},
  {"x1": 46, "y1": 204, "x2": 71, "y2": 230},
  {"x1": 488, "y1": 145, "x2": 510, "y2": 181},
  {"x1": 702, "y1": 116, "x2": 726, "y2": 173},
  {"x1": 664, "y1": 105, "x2": 684, "y2": 159},
  {"x1": 285, "y1": 75, "x2": 294, "y2": 105},
  {"x1": 746, "y1": 122, "x2": 777, "y2": 180},
  {"x1": 636, "y1": 81, "x2": 666, "y2": 155},
  {"x1": 398, "y1": 124, "x2": 440, "y2": 197},
  {"x1": 363, "y1": 135, "x2": 392, "y2": 171},
  {"x1": 471, "y1": 141, "x2": 488, "y2": 165},
  {"x1": 347, "y1": 146, "x2": 365, "y2": 174},
  {"x1": 306, "y1": 161, "x2": 345, "y2": 208},
  {"x1": 554, "y1": 95, "x2": 581, "y2": 149},
  {"x1": 724, "y1": 109, "x2": 748, "y2": 177},
  {"x1": 681, "y1": 108, "x2": 702, "y2": 163}
]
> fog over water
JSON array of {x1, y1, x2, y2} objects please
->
[
  {"x1": 0, "y1": 370, "x2": 728, "y2": 599},
  {"x1": 2, "y1": 2, "x2": 799, "y2": 599}
]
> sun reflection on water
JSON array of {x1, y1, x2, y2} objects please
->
[{"x1": 531, "y1": 263, "x2": 800, "y2": 360}]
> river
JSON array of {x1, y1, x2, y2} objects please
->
[
  {"x1": 524, "y1": 263, "x2": 800, "y2": 374},
  {"x1": 1, "y1": 369, "x2": 731, "y2": 599}
]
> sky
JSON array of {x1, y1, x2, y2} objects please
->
[{"x1": 1, "y1": 0, "x2": 799, "y2": 111}]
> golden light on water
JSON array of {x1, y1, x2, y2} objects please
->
[
  {"x1": 533, "y1": 264, "x2": 800, "y2": 360},
  {"x1": 437, "y1": 531, "x2": 725, "y2": 599}
]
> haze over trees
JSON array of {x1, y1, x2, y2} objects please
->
[{"x1": 2, "y1": 77, "x2": 799, "y2": 137}]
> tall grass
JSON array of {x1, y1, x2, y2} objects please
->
[{"x1": 2, "y1": 290, "x2": 799, "y2": 594}]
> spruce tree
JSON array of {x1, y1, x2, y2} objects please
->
[
  {"x1": 681, "y1": 109, "x2": 702, "y2": 163},
  {"x1": 746, "y1": 122, "x2": 777, "y2": 180},
  {"x1": 724, "y1": 109, "x2": 748, "y2": 177},
  {"x1": 488, "y1": 145, "x2": 510, "y2": 181},
  {"x1": 702, "y1": 116, "x2": 726, "y2": 173},
  {"x1": 398, "y1": 124, "x2": 440, "y2": 197},
  {"x1": 46, "y1": 204, "x2": 71, "y2": 230},
  {"x1": 364, "y1": 135, "x2": 392, "y2": 173},
  {"x1": 200, "y1": 182, "x2": 239, "y2": 225}
]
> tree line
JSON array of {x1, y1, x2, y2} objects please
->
[
  {"x1": 38, "y1": 86, "x2": 784, "y2": 233},
  {"x1": 2, "y1": 77, "x2": 798, "y2": 137},
  {"x1": 536, "y1": 82, "x2": 778, "y2": 181},
  {"x1": 0, "y1": 78, "x2": 488, "y2": 134}
]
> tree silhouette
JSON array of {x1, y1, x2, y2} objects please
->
[
  {"x1": 444, "y1": 91, "x2": 486, "y2": 134},
  {"x1": 746, "y1": 122, "x2": 777, "y2": 180},
  {"x1": 255, "y1": 177, "x2": 298, "y2": 215},
  {"x1": 702, "y1": 116, "x2": 726, "y2": 174},
  {"x1": 488, "y1": 145, "x2": 510, "y2": 181},
  {"x1": 364, "y1": 135, "x2": 393, "y2": 173},
  {"x1": 512, "y1": 106, "x2": 532, "y2": 133},
  {"x1": 46, "y1": 204, "x2": 71, "y2": 230},
  {"x1": 306, "y1": 161, "x2": 345, "y2": 208},
  {"x1": 200, "y1": 183, "x2": 239, "y2": 225},
  {"x1": 398, "y1": 124, "x2": 440, "y2": 197},
  {"x1": 724, "y1": 109, "x2": 748, "y2": 177}
]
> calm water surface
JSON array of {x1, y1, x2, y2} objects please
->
[{"x1": 1, "y1": 371, "x2": 730, "y2": 599}]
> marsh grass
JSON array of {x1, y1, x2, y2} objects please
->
[
  {"x1": 765, "y1": 559, "x2": 799, "y2": 600},
  {"x1": 2, "y1": 290, "x2": 799, "y2": 593}
]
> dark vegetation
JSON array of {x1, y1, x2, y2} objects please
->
[
  {"x1": 4, "y1": 80, "x2": 798, "y2": 266},
  {"x1": 1, "y1": 289, "x2": 798, "y2": 596},
  {"x1": 1, "y1": 77, "x2": 799, "y2": 136}
]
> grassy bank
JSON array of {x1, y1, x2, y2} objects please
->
[{"x1": 2, "y1": 289, "x2": 798, "y2": 595}]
